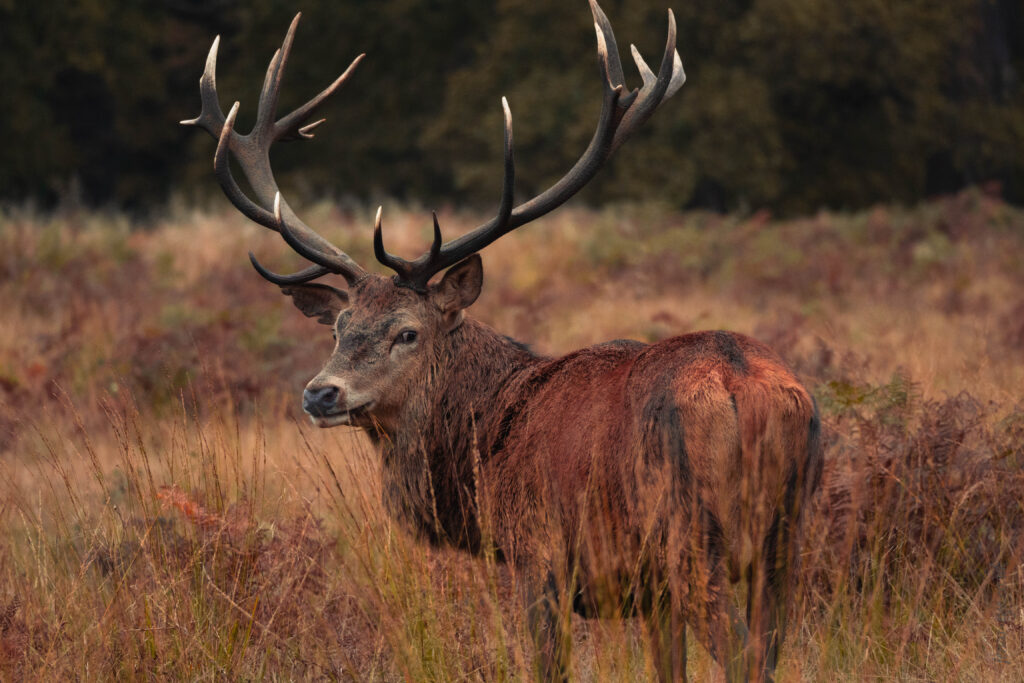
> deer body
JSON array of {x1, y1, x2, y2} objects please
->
[
  {"x1": 292, "y1": 273, "x2": 821, "y2": 679},
  {"x1": 184, "y1": 3, "x2": 822, "y2": 679},
  {"x1": 487, "y1": 327, "x2": 821, "y2": 681}
]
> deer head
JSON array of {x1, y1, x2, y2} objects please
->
[
  {"x1": 182, "y1": 1, "x2": 685, "y2": 431},
  {"x1": 281, "y1": 252, "x2": 483, "y2": 429}
]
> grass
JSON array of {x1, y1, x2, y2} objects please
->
[{"x1": 1, "y1": 188, "x2": 1022, "y2": 680}]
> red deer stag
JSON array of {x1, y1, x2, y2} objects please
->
[{"x1": 183, "y1": 2, "x2": 822, "y2": 681}]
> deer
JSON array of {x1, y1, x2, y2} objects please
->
[{"x1": 182, "y1": 2, "x2": 822, "y2": 681}]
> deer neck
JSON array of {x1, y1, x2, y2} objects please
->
[{"x1": 369, "y1": 316, "x2": 539, "y2": 548}]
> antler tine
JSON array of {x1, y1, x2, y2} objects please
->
[
  {"x1": 497, "y1": 97, "x2": 516, "y2": 225},
  {"x1": 269, "y1": 193, "x2": 365, "y2": 276},
  {"x1": 373, "y1": 207, "x2": 404, "y2": 276},
  {"x1": 255, "y1": 48, "x2": 282, "y2": 137},
  {"x1": 180, "y1": 36, "x2": 226, "y2": 134},
  {"x1": 249, "y1": 252, "x2": 332, "y2": 286},
  {"x1": 610, "y1": 9, "x2": 684, "y2": 153},
  {"x1": 253, "y1": 13, "x2": 298, "y2": 140},
  {"x1": 277, "y1": 53, "x2": 365, "y2": 141},
  {"x1": 183, "y1": 14, "x2": 368, "y2": 285},
  {"x1": 429, "y1": 212, "x2": 444, "y2": 260},
  {"x1": 588, "y1": 0, "x2": 626, "y2": 89}
]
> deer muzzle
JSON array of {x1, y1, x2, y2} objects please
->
[
  {"x1": 302, "y1": 381, "x2": 374, "y2": 427},
  {"x1": 303, "y1": 385, "x2": 341, "y2": 417}
]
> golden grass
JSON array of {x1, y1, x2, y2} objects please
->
[{"x1": 1, "y1": 190, "x2": 1022, "y2": 680}]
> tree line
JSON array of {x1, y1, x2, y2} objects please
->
[{"x1": 1, "y1": 0, "x2": 1021, "y2": 215}]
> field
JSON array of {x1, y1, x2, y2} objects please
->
[{"x1": 1, "y1": 190, "x2": 1022, "y2": 680}]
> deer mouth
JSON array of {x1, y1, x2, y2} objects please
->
[{"x1": 310, "y1": 403, "x2": 374, "y2": 428}]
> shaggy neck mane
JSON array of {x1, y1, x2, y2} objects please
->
[{"x1": 369, "y1": 316, "x2": 539, "y2": 550}]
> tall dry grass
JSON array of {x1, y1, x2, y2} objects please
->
[{"x1": 1, "y1": 190, "x2": 1022, "y2": 680}]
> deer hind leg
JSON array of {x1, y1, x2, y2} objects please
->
[
  {"x1": 691, "y1": 532, "x2": 747, "y2": 683},
  {"x1": 522, "y1": 570, "x2": 571, "y2": 683},
  {"x1": 746, "y1": 410, "x2": 813, "y2": 683},
  {"x1": 744, "y1": 509, "x2": 791, "y2": 683},
  {"x1": 642, "y1": 570, "x2": 687, "y2": 683}
]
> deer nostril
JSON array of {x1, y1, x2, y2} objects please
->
[
  {"x1": 303, "y1": 385, "x2": 341, "y2": 416},
  {"x1": 318, "y1": 386, "x2": 339, "y2": 404}
]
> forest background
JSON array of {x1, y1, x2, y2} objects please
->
[{"x1": 2, "y1": 0, "x2": 1022, "y2": 216}]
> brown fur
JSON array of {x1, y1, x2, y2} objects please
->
[{"x1": 288, "y1": 263, "x2": 822, "y2": 682}]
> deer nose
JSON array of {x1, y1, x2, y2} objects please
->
[{"x1": 303, "y1": 385, "x2": 340, "y2": 417}]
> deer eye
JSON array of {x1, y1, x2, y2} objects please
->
[{"x1": 396, "y1": 329, "x2": 418, "y2": 345}]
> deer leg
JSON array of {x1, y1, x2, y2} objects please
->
[
  {"x1": 703, "y1": 576, "x2": 746, "y2": 683},
  {"x1": 683, "y1": 511, "x2": 747, "y2": 683},
  {"x1": 726, "y1": 600, "x2": 750, "y2": 667},
  {"x1": 744, "y1": 512, "x2": 790, "y2": 683},
  {"x1": 522, "y1": 571, "x2": 571, "y2": 683},
  {"x1": 644, "y1": 581, "x2": 687, "y2": 683}
]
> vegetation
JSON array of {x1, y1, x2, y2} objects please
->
[
  {"x1": 1, "y1": 0, "x2": 1021, "y2": 213},
  {"x1": 1, "y1": 190, "x2": 1022, "y2": 679}
]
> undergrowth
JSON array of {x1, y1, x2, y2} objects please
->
[{"x1": 1, "y1": 190, "x2": 1022, "y2": 680}]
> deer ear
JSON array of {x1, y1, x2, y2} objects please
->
[
  {"x1": 280, "y1": 284, "x2": 349, "y2": 325},
  {"x1": 431, "y1": 254, "x2": 483, "y2": 332}
]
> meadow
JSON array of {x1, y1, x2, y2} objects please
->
[{"x1": 1, "y1": 189, "x2": 1022, "y2": 680}]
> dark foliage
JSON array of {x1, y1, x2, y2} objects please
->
[{"x1": 1, "y1": 1, "x2": 1022, "y2": 212}]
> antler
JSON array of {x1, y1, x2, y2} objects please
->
[
  {"x1": 375, "y1": 0, "x2": 686, "y2": 292},
  {"x1": 181, "y1": 13, "x2": 368, "y2": 285}
]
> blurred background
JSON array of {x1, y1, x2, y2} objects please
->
[{"x1": 1, "y1": 0, "x2": 1022, "y2": 217}]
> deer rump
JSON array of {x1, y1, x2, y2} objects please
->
[{"x1": 473, "y1": 330, "x2": 822, "y2": 662}]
